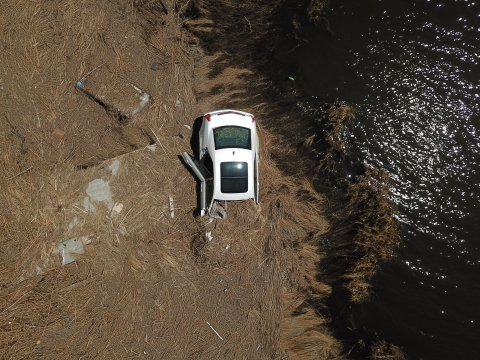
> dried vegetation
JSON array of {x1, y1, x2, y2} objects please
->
[
  {"x1": 0, "y1": 0, "x2": 344, "y2": 358},
  {"x1": 369, "y1": 340, "x2": 408, "y2": 360},
  {"x1": 305, "y1": 102, "x2": 400, "y2": 304}
]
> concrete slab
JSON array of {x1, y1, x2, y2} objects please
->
[{"x1": 86, "y1": 178, "x2": 114, "y2": 209}]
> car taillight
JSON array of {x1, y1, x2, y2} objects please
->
[
  {"x1": 251, "y1": 116, "x2": 255, "y2": 122},
  {"x1": 205, "y1": 114, "x2": 211, "y2": 121}
]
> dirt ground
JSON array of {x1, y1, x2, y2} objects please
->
[{"x1": 0, "y1": 0, "x2": 341, "y2": 358}]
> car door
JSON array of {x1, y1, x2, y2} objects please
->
[
  {"x1": 254, "y1": 156, "x2": 259, "y2": 204},
  {"x1": 183, "y1": 152, "x2": 214, "y2": 216}
]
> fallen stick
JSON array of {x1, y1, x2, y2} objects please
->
[
  {"x1": 206, "y1": 321, "x2": 223, "y2": 341},
  {"x1": 117, "y1": 207, "x2": 133, "y2": 229},
  {"x1": 73, "y1": 204, "x2": 88, "y2": 214},
  {"x1": 5, "y1": 166, "x2": 33, "y2": 181},
  {"x1": 150, "y1": 128, "x2": 167, "y2": 155},
  {"x1": 0, "y1": 290, "x2": 31, "y2": 315}
]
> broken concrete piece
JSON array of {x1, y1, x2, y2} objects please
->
[
  {"x1": 108, "y1": 160, "x2": 120, "y2": 175},
  {"x1": 86, "y1": 178, "x2": 113, "y2": 209},
  {"x1": 55, "y1": 237, "x2": 85, "y2": 265},
  {"x1": 112, "y1": 202, "x2": 123, "y2": 213}
]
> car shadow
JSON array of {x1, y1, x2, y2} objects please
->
[
  {"x1": 178, "y1": 154, "x2": 202, "y2": 216},
  {"x1": 189, "y1": 116, "x2": 203, "y2": 158}
]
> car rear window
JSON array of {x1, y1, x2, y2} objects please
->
[
  {"x1": 213, "y1": 126, "x2": 251, "y2": 150},
  {"x1": 220, "y1": 162, "x2": 248, "y2": 193}
]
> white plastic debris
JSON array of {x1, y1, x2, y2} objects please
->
[
  {"x1": 205, "y1": 231, "x2": 213, "y2": 241},
  {"x1": 130, "y1": 85, "x2": 150, "y2": 116},
  {"x1": 169, "y1": 196, "x2": 174, "y2": 218},
  {"x1": 206, "y1": 321, "x2": 223, "y2": 341}
]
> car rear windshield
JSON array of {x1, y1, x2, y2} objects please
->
[
  {"x1": 220, "y1": 162, "x2": 248, "y2": 193},
  {"x1": 213, "y1": 126, "x2": 251, "y2": 150}
]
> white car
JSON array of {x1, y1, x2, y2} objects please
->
[{"x1": 183, "y1": 109, "x2": 259, "y2": 217}]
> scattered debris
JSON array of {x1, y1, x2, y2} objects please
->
[
  {"x1": 184, "y1": 124, "x2": 191, "y2": 130},
  {"x1": 210, "y1": 202, "x2": 227, "y2": 219},
  {"x1": 35, "y1": 265, "x2": 43, "y2": 275},
  {"x1": 52, "y1": 128, "x2": 65, "y2": 140},
  {"x1": 108, "y1": 159, "x2": 120, "y2": 175},
  {"x1": 118, "y1": 225, "x2": 127, "y2": 236},
  {"x1": 204, "y1": 231, "x2": 213, "y2": 242},
  {"x1": 130, "y1": 84, "x2": 150, "y2": 117},
  {"x1": 206, "y1": 321, "x2": 223, "y2": 341},
  {"x1": 68, "y1": 216, "x2": 78, "y2": 230},
  {"x1": 150, "y1": 62, "x2": 158, "y2": 71},
  {"x1": 112, "y1": 202, "x2": 124, "y2": 214},
  {"x1": 80, "y1": 235, "x2": 92, "y2": 246}
]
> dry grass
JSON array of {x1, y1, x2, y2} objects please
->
[
  {"x1": 342, "y1": 167, "x2": 400, "y2": 303},
  {"x1": 369, "y1": 340, "x2": 408, "y2": 360},
  {"x1": 0, "y1": 0, "x2": 345, "y2": 359},
  {"x1": 294, "y1": 101, "x2": 400, "y2": 303},
  {"x1": 0, "y1": 0, "x2": 405, "y2": 358},
  {"x1": 308, "y1": 0, "x2": 330, "y2": 23},
  {"x1": 191, "y1": 39, "x2": 343, "y2": 359}
]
